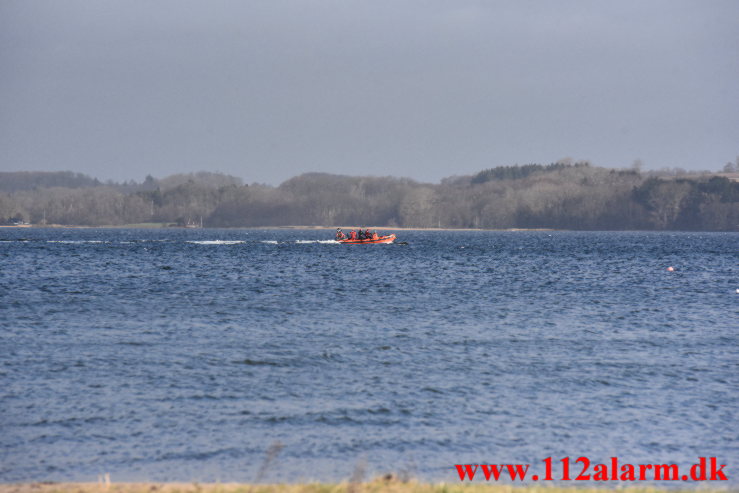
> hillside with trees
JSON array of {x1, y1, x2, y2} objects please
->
[{"x1": 1, "y1": 163, "x2": 737, "y2": 230}]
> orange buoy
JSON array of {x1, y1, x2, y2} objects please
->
[{"x1": 667, "y1": 266, "x2": 675, "y2": 272}]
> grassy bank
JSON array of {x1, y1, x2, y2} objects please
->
[{"x1": 0, "y1": 480, "x2": 732, "y2": 493}]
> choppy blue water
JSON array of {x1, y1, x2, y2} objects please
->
[{"x1": 1, "y1": 229, "x2": 737, "y2": 484}]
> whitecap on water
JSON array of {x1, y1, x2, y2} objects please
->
[{"x1": 47, "y1": 240, "x2": 107, "y2": 244}]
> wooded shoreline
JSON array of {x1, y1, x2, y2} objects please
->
[
  {"x1": 0, "y1": 224, "x2": 557, "y2": 231},
  {"x1": 2, "y1": 165, "x2": 738, "y2": 231}
]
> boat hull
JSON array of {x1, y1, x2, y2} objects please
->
[{"x1": 338, "y1": 234, "x2": 396, "y2": 244}]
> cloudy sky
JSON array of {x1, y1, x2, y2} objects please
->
[{"x1": 1, "y1": 0, "x2": 737, "y2": 185}]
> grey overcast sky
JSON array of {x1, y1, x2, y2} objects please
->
[{"x1": 1, "y1": 1, "x2": 737, "y2": 185}]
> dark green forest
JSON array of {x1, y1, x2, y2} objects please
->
[{"x1": 1, "y1": 164, "x2": 738, "y2": 230}]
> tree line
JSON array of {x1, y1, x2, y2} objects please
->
[{"x1": 1, "y1": 164, "x2": 737, "y2": 230}]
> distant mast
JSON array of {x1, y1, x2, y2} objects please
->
[{"x1": 185, "y1": 216, "x2": 203, "y2": 228}]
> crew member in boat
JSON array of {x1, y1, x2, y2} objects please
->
[
  {"x1": 336, "y1": 228, "x2": 346, "y2": 240},
  {"x1": 358, "y1": 229, "x2": 365, "y2": 240}
]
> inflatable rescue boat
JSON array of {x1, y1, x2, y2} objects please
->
[{"x1": 338, "y1": 234, "x2": 396, "y2": 244}]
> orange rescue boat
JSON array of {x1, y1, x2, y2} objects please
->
[{"x1": 338, "y1": 234, "x2": 396, "y2": 244}]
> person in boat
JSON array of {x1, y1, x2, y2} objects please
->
[
  {"x1": 348, "y1": 229, "x2": 357, "y2": 240},
  {"x1": 357, "y1": 229, "x2": 365, "y2": 240},
  {"x1": 371, "y1": 230, "x2": 379, "y2": 240},
  {"x1": 335, "y1": 228, "x2": 345, "y2": 240}
]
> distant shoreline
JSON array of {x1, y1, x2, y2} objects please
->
[
  {"x1": 3, "y1": 224, "x2": 737, "y2": 232},
  {"x1": 3, "y1": 168, "x2": 737, "y2": 232},
  {"x1": 0, "y1": 224, "x2": 557, "y2": 232}
]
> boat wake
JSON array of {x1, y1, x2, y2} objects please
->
[
  {"x1": 3, "y1": 238, "x2": 345, "y2": 246},
  {"x1": 294, "y1": 240, "x2": 339, "y2": 244},
  {"x1": 186, "y1": 240, "x2": 246, "y2": 245},
  {"x1": 259, "y1": 240, "x2": 339, "y2": 245}
]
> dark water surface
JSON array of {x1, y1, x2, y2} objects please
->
[{"x1": 1, "y1": 229, "x2": 737, "y2": 483}]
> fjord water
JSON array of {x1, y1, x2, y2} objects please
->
[{"x1": 1, "y1": 229, "x2": 737, "y2": 483}]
